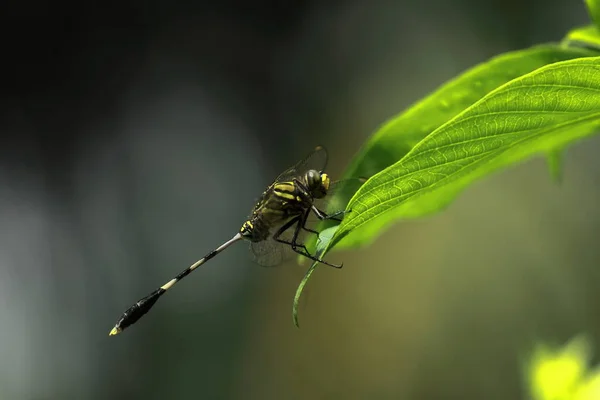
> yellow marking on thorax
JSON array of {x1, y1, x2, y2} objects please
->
[
  {"x1": 274, "y1": 182, "x2": 295, "y2": 192},
  {"x1": 273, "y1": 190, "x2": 296, "y2": 200}
]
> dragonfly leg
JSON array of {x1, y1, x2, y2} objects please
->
[
  {"x1": 301, "y1": 216, "x2": 320, "y2": 238},
  {"x1": 292, "y1": 245, "x2": 343, "y2": 269},
  {"x1": 273, "y1": 212, "x2": 342, "y2": 269},
  {"x1": 292, "y1": 177, "x2": 309, "y2": 193},
  {"x1": 311, "y1": 206, "x2": 348, "y2": 222}
]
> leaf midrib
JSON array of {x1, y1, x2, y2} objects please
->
[{"x1": 407, "y1": 114, "x2": 590, "y2": 158}]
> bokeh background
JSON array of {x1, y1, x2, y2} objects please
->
[{"x1": 2, "y1": 0, "x2": 599, "y2": 399}]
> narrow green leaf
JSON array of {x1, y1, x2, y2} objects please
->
[
  {"x1": 292, "y1": 226, "x2": 338, "y2": 327},
  {"x1": 586, "y1": 0, "x2": 600, "y2": 29},
  {"x1": 326, "y1": 44, "x2": 597, "y2": 250},
  {"x1": 330, "y1": 57, "x2": 600, "y2": 252},
  {"x1": 563, "y1": 25, "x2": 600, "y2": 50}
]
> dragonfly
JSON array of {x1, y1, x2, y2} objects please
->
[{"x1": 108, "y1": 146, "x2": 361, "y2": 336}]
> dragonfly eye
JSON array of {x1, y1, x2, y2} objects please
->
[
  {"x1": 305, "y1": 170, "x2": 328, "y2": 198},
  {"x1": 305, "y1": 170, "x2": 321, "y2": 191}
]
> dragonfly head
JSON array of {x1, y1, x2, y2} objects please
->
[{"x1": 305, "y1": 169, "x2": 330, "y2": 199}]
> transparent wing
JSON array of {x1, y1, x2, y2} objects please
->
[
  {"x1": 249, "y1": 219, "x2": 314, "y2": 267},
  {"x1": 250, "y1": 238, "x2": 292, "y2": 267},
  {"x1": 272, "y1": 146, "x2": 328, "y2": 184}
]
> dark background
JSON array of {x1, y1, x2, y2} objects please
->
[{"x1": 1, "y1": 1, "x2": 598, "y2": 399}]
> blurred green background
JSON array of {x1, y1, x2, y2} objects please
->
[{"x1": 1, "y1": 0, "x2": 599, "y2": 399}]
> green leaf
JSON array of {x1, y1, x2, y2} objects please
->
[
  {"x1": 331, "y1": 57, "x2": 600, "y2": 252},
  {"x1": 586, "y1": 0, "x2": 600, "y2": 29},
  {"x1": 563, "y1": 25, "x2": 600, "y2": 50},
  {"x1": 294, "y1": 47, "x2": 600, "y2": 323},
  {"x1": 293, "y1": 226, "x2": 338, "y2": 327},
  {"x1": 327, "y1": 44, "x2": 597, "y2": 249}
]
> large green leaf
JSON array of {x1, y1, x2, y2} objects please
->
[
  {"x1": 326, "y1": 45, "x2": 597, "y2": 242},
  {"x1": 336, "y1": 57, "x2": 600, "y2": 248},
  {"x1": 294, "y1": 57, "x2": 600, "y2": 326}
]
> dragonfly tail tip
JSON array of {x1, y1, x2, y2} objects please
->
[{"x1": 109, "y1": 326, "x2": 122, "y2": 336}]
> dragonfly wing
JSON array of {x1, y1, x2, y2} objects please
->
[
  {"x1": 249, "y1": 219, "x2": 315, "y2": 267},
  {"x1": 272, "y1": 146, "x2": 329, "y2": 184},
  {"x1": 250, "y1": 239, "x2": 289, "y2": 267}
]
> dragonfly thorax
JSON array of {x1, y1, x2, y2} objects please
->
[{"x1": 238, "y1": 170, "x2": 330, "y2": 243}]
